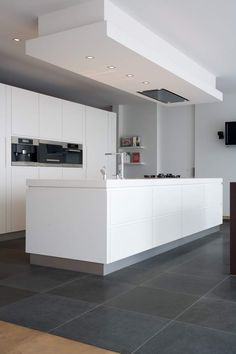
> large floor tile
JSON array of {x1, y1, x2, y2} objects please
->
[
  {"x1": 207, "y1": 276, "x2": 236, "y2": 302},
  {"x1": 53, "y1": 306, "x2": 168, "y2": 354},
  {"x1": 0, "y1": 262, "x2": 31, "y2": 280},
  {"x1": 107, "y1": 286, "x2": 198, "y2": 319},
  {"x1": 142, "y1": 272, "x2": 222, "y2": 296},
  {"x1": 135, "y1": 321, "x2": 236, "y2": 354},
  {"x1": 168, "y1": 254, "x2": 228, "y2": 279},
  {"x1": 48, "y1": 276, "x2": 134, "y2": 304},
  {"x1": 0, "y1": 266, "x2": 86, "y2": 292},
  {"x1": 0, "y1": 285, "x2": 35, "y2": 307},
  {"x1": 0, "y1": 293, "x2": 95, "y2": 331},
  {"x1": 105, "y1": 265, "x2": 162, "y2": 285},
  {"x1": 0, "y1": 321, "x2": 117, "y2": 354},
  {"x1": 178, "y1": 297, "x2": 236, "y2": 333}
]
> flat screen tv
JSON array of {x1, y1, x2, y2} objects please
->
[{"x1": 225, "y1": 121, "x2": 236, "y2": 145}]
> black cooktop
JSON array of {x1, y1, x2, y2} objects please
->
[{"x1": 144, "y1": 174, "x2": 181, "y2": 179}]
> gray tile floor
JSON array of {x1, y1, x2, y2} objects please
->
[{"x1": 0, "y1": 222, "x2": 234, "y2": 354}]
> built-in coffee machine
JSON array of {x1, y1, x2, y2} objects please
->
[{"x1": 11, "y1": 137, "x2": 38, "y2": 165}]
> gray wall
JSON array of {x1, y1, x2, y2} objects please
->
[
  {"x1": 195, "y1": 93, "x2": 236, "y2": 216},
  {"x1": 117, "y1": 102, "x2": 194, "y2": 179},
  {"x1": 160, "y1": 105, "x2": 195, "y2": 178},
  {"x1": 117, "y1": 103, "x2": 162, "y2": 178}
]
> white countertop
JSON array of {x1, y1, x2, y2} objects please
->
[{"x1": 27, "y1": 178, "x2": 223, "y2": 189}]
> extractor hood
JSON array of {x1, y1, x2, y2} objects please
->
[
  {"x1": 138, "y1": 89, "x2": 189, "y2": 104},
  {"x1": 25, "y1": 0, "x2": 223, "y2": 105}
]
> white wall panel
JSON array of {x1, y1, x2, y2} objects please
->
[
  {"x1": 39, "y1": 167, "x2": 63, "y2": 179},
  {"x1": 39, "y1": 94, "x2": 62, "y2": 140},
  {"x1": 62, "y1": 100, "x2": 84, "y2": 143},
  {"x1": 12, "y1": 87, "x2": 39, "y2": 137}
]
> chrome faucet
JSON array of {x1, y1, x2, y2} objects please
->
[{"x1": 105, "y1": 152, "x2": 125, "y2": 179}]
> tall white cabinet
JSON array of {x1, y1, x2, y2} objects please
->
[
  {"x1": 12, "y1": 87, "x2": 39, "y2": 137},
  {"x1": 0, "y1": 84, "x2": 6, "y2": 234},
  {"x1": 86, "y1": 107, "x2": 116, "y2": 180},
  {"x1": 0, "y1": 83, "x2": 117, "y2": 236}
]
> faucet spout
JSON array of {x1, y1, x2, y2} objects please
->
[{"x1": 105, "y1": 152, "x2": 125, "y2": 179}]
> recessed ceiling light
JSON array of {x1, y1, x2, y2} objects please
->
[
  {"x1": 107, "y1": 66, "x2": 116, "y2": 69},
  {"x1": 142, "y1": 81, "x2": 150, "y2": 85},
  {"x1": 13, "y1": 38, "x2": 21, "y2": 42},
  {"x1": 126, "y1": 74, "x2": 134, "y2": 78},
  {"x1": 85, "y1": 56, "x2": 95, "y2": 59}
]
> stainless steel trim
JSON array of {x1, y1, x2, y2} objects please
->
[
  {"x1": 11, "y1": 162, "x2": 82, "y2": 168},
  {"x1": 11, "y1": 136, "x2": 39, "y2": 145},
  {"x1": 39, "y1": 139, "x2": 67, "y2": 148},
  {"x1": 38, "y1": 163, "x2": 83, "y2": 168},
  {"x1": 46, "y1": 158, "x2": 61, "y2": 162},
  {"x1": 66, "y1": 149, "x2": 82, "y2": 152},
  {"x1": 11, "y1": 161, "x2": 38, "y2": 167}
]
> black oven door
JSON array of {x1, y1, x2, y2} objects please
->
[
  {"x1": 38, "y1": 142, "x2": 64, "y2": 164},
  {"x1": 64, "y1": 144, "x2": 83, "y2": 167}
]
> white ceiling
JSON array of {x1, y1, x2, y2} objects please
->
[{"x1": 0, "y1": 0, "x2": 235, "y2": 107}]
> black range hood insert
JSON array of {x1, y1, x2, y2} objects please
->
[{"x1": 138, "y1": 88, "x2": 189, "y2": 104}]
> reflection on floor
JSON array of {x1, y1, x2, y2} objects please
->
[
  {"x1": 0, "y1": 222, "x2": 234, "y2": 354},
  {"x1": 0, "y1": 321, "x2": 117, "y2": 354}
]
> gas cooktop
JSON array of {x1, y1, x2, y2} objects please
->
[{"x1": 144, "y1": 174, "x2": 181, "y2": 179}]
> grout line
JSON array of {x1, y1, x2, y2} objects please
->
[
  {"x1": 48, "y1": 284, "x2": 137, "y2": 333},
  {"x1": 40, "y1": 274, "x2": 90, "y2": 294},
  {"x1": 131, "y1": 274, "x2": 230, "y2": 353},
  {"x1": 174, "y1": 318, "x2": 236, "y2": 338},
  {"x1": 48, "y1": 303, "x2": 102, "y2": 333}
]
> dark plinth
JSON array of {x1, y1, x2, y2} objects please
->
[{"x1": 230, "y1": 183, "x2": 236, "y2": 274}]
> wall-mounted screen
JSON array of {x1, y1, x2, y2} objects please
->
[{"x1": 225, "y1": 122, "x2": 236, "y2": 145}]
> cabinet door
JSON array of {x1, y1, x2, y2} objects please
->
[
  {"x1": 39, "y1": 94, "x2": 62, "y2": 140},
  {"x1": 85, "y1": 107, "x2": 109, "y2": 180},
  {"x1": 62, "y1": 100, "x2": 85, "y2": 143},
  {"x1": 62, "y1": 168, "x2": 85, "y2": 180},
  {"x1": 0, "y1": 85, "x2": 6, "y2": 234},
  {"x1": 107, "y1": 112, "x2": 117, "y2": 178},
  {"x1": 0, "y1": 138, "x2": 6, "y2": 234},
  {"x1": 12, "y1": 87, "x2": 39, "y2": 137},
  {"x1": 39, "y1": 167, "x2": 62, "y2": 179},
  {"x1": 11, "y1": 167, "x2": 39, "y2": 232}
]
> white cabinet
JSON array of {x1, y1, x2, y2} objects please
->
[
  {"x1": 62, "y1": 168, "x2": 84, "y2": 180},
  {"x1": 85, "y1": 107, "x2": 116, "y2": 180},
  {"x1": 39, "y1": 94, "x2": 62, "y2": 140},
  {"x1": 0, "y1": 138, "x2": 6, "y2": 234},
  {"x1": 39, "y1": 167, "x2": 63, "y2": 179},
  {"x1": 11, "y1": 87, "x2": 39, "y2": 137},
  {"x1": 62, "y1": 100, "x2": 84, "y2": 143},
  {"x1": 107, "y1": 112, "x2": 117, "y2": 178},
  {"x1": 85, "y1": 107, "x2": 109, "y2": 180},
  {"x1": 0, "y1": 84, "x2": 6, "y2": 235},
  {"x1": 11, "y1": 167, "x2": 39, "y2": 232}
]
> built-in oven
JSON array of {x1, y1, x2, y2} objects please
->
[
  {"x1": 38, "y1": 140, "x2": 65, "y2": 166},
  {"x1": 11, "y1": 136, "x2": 38, "y2": 166},
  {"x1": 38, "y1": 140, "x2": 83, "y2": 167},
  {"x1": 63, "y1": 143, "x2": 83, "y2": 167}
]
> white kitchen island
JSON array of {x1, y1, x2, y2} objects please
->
[{"x1": 26, "y1": 178, "x2": 223, "y2": 275}]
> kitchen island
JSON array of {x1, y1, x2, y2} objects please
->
[{"x1": 26, "y1": 178, "x2": 223, "y2": 275}]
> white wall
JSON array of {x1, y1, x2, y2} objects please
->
[
  {"x1": 117, "y1": 103, "x2": 162, "y2": 178},
  {"x1": 195, "y1": 93, "x2": 236, "y2": 216},
  {"x1": 160, "y1": 105, "x2": 195, "y2": 178}
]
